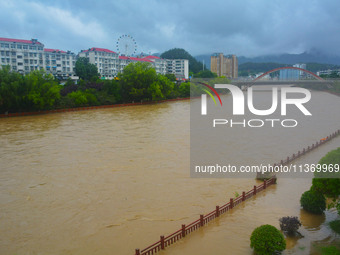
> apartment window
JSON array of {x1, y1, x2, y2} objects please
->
[
  {"x1": 18, "y1": 62, "x2": 23, "y2": 66},
  {"x1": 12, "y1": 59, "x2": 16, "y2": 63},
  {"x1": 17, "y1": 55, "x2": 23, "y2": 59},
  {"x1": 38, "y1": 46, "x2": 43, "y2": 51},
  {"x1": 0, "y1": 51, "x2": 4, "y2": 56},
  {"x1": 46, "y1": 60, "x2": 50, "y2": 64},
  {"x1": 12, "y1": 66, "x2": 17, "y2": 70},
  {"x1": 62, "y1": 61, "x2": 65, "y2": 65},
  {"x1": 25, "y1": 66, "x2": 29, "y2": 71},
  {"x1": 39, "y1": 60, "x2": 43, "y2": 64},
  {"x1": 17, "y1": 44, "x2": 22, "y2": 49},
  {"x1": 24, "y1": 59, "x2": 28, "y2": 64},
  {"x1": 67, "y1": 67, "x2": 70, "y2": 71},
  {"x1": 30, "y1": 66, "x2": 34, "y2": 71},
  {"x1": 67, "y1": 61, "x2": 69, "y2": 65},
  {"x1": 4, "y1": 44, "x2": 9, "y2": 48},
  {"x1": 24, "y1": 52, "x2": 28, "y2": 57},
  {"x1": 30, "y1": 60, "x2": 33, "y2": 64},
  {"x1": 1, "y1": 58, "x2": 4, "y2": 63},
  {"x1": 34, "y1": 60, "x2": 37, "y2": 64},
  {"x1": 11, "y1": 52, "x2": 16, "y2": 56},
  {"x1": 6, "y1": 51, "x2": 10, "y2": 56},
  {"x1": 52, "y1": 60, "x2": 56, "y2": 64},
  {"x1": 23, "y1": 45, "x2": 28, "y2": 49},
  {"x1": 11, "y1": 44, "x2": 16, "y2": 49}
]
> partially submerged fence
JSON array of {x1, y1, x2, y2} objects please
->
[
  {"x1": 274, "y1": 129, "x2": 340, "y2": 166},
  {"x1": 135, "y1": 177, "x2": 276, "y2": 255}
]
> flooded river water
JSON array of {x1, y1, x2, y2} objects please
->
[{"x1": 0, "y1": 89, "x2": 339, "y2": 255}]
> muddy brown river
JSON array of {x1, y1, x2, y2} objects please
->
[{"x1": 0, "y1": 89, "x2": 339, "y2": 255}]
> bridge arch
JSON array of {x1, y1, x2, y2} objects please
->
[{"x1": 253, "y1": 66, "x2": 325, "y2": 82}]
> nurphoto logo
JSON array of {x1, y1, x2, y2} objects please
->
[{"x1": 200, "y1": 83, "x2": 312, "y2": 128}]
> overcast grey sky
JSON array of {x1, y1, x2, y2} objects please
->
[{"x1": 1, "y1": 0, "x2": 339, "y2": 57}]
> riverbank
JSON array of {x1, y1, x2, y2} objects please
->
[{"x1": 0, "y1": 97, "x2": 190, "y2": 118}]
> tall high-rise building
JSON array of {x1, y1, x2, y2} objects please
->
[{"x1": 210, "y1": 53, "x2": 238, "y2": 78}]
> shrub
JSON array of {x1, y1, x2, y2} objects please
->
[
  {"x1": 300, "y1": 190, "x2": 326, "y2": 214},
  {"x1": 329, "y1": 220, "x2": 340, "y2": 235},
  {"x1": 321, "y1": 246, "x2": 340, "y2": 255},
  {"x1": 279, "y1": 216, "x2": 301, "y2": 235},
  {"x1": 250, "y1": 224, "x2": 286, "y2": 255}
]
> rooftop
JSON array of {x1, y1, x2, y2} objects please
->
[
  {"x1": 82, "y1": 47, "x2": 117, "y2": 54},
  {"x1": 44, "y1": 48, "x2": 67, "y2": 54},
  {"x1": 0, "y1": 37, "x2": 43, "y2": 45}
]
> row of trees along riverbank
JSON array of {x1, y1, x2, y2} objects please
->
[{"x1": 0, "y1": 61, "x2": 212, "y2": 114}]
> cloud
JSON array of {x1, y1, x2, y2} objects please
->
[{"x1": 0, "y1": 0, "x2": 339, "y2": 57}]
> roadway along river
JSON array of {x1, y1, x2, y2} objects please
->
[{"x1": 0, "y1": 89, "x2": 339, "y2": 255}]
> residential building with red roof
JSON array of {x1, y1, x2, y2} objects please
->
[
  {"x1": 79, "y1": 47, "x2": 119, "y2": 79},
  {"x1": 0, "y1": 36, "x2": 189, "y2": 81},
  {"x1": 43, "y1": 48, "x2": 76, "y2": 78},
  {"x1": 0, "y1": 37, "x2": 76, "y2": 79}
]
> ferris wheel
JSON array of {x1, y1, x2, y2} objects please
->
[{"x1": 116, "y1": 34, "x2": 137, "y2": 56}]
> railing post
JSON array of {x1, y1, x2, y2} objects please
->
[
  {"x1": 242, "y1": 191, "x2": 245, "y2": 201},
  {"x1": 254, "y1": 185, "x2": 257, "y2": 195},
  {"x1": 230, "y1": 198, "x2": 234, "y2": 209},
  {"x1": 216, "y1": 206, "x2": 220, "y2": 217},
  {"x1": 264, "y1": 179, "x2": 267, "y2": 189},
  {"x1": 182, "y1": 224, "x2": 186, "y2": 237},
  {"x1": 161, "y1": 235, "x2": 165, "y2": 250},
  {"x1": 135, "y1": 249, "x2": 140, "y2": 255},
  {"x1": 200, "y1": 214, "x2": 204, "y2": 227}
]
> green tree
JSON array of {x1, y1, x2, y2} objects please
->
[
  {"x1": 250, "y1": 225, "x2": 286, "y2": 255},
  {"x1": 23, "y1": 70, "x2": 61, "y2": 111},
  {"x1": 165, "y1": 73, "x2": 176, "y2": 82},
  {"x1": 0, "y1": 66, "x2": 25, "y2": 112},
  {"x1": 311, "y1": 147, "x2": 340, "y2": 198},
  {"x1": 160, "y1": 48, "x2": 205, "y2": 73},
  {"x1": 118, "y1": 62, "x2": 158, "y2": 102},
  {"x1": 300, "y1": 190, "x2": 326, "y2": 214},
  {"x1": 75, "y1": 57, "x2": 100, "y2": 81},
  {"x1": 178, "y1": 82, "x2": 191, "y2": 97},
  {"x1": 194, "y1": 70, "x2": 217, "y2": 78}
]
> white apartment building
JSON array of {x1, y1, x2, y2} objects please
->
[
  {"x1": 118, "y1": 56, "x2": 154, "y2": 74},
  {"x1": 0, "y1": 37, "x2": 44, "y2": 74},
  {"x1": 142, "y1": 55, "x2": 167, "y2": 75},
  {"x1": 44, "y1": 48, "x2": 76, "y2": 79},
  {"x1": 78, "y1": 47, "x2": 119, "y2": 79},
  {"x1": 166, "y1": 59, "x2": 189, "y2": 80},
  {"x1": 1, "y1": 37, "x2": 189, "y2": 81},
  {"x1": 0, "y1": 37, "x2": 76, "y2": 79}
]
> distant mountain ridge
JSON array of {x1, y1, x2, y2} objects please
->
[{"x1": 195, "y1": 49, "x2": 340, "y2": 70}]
